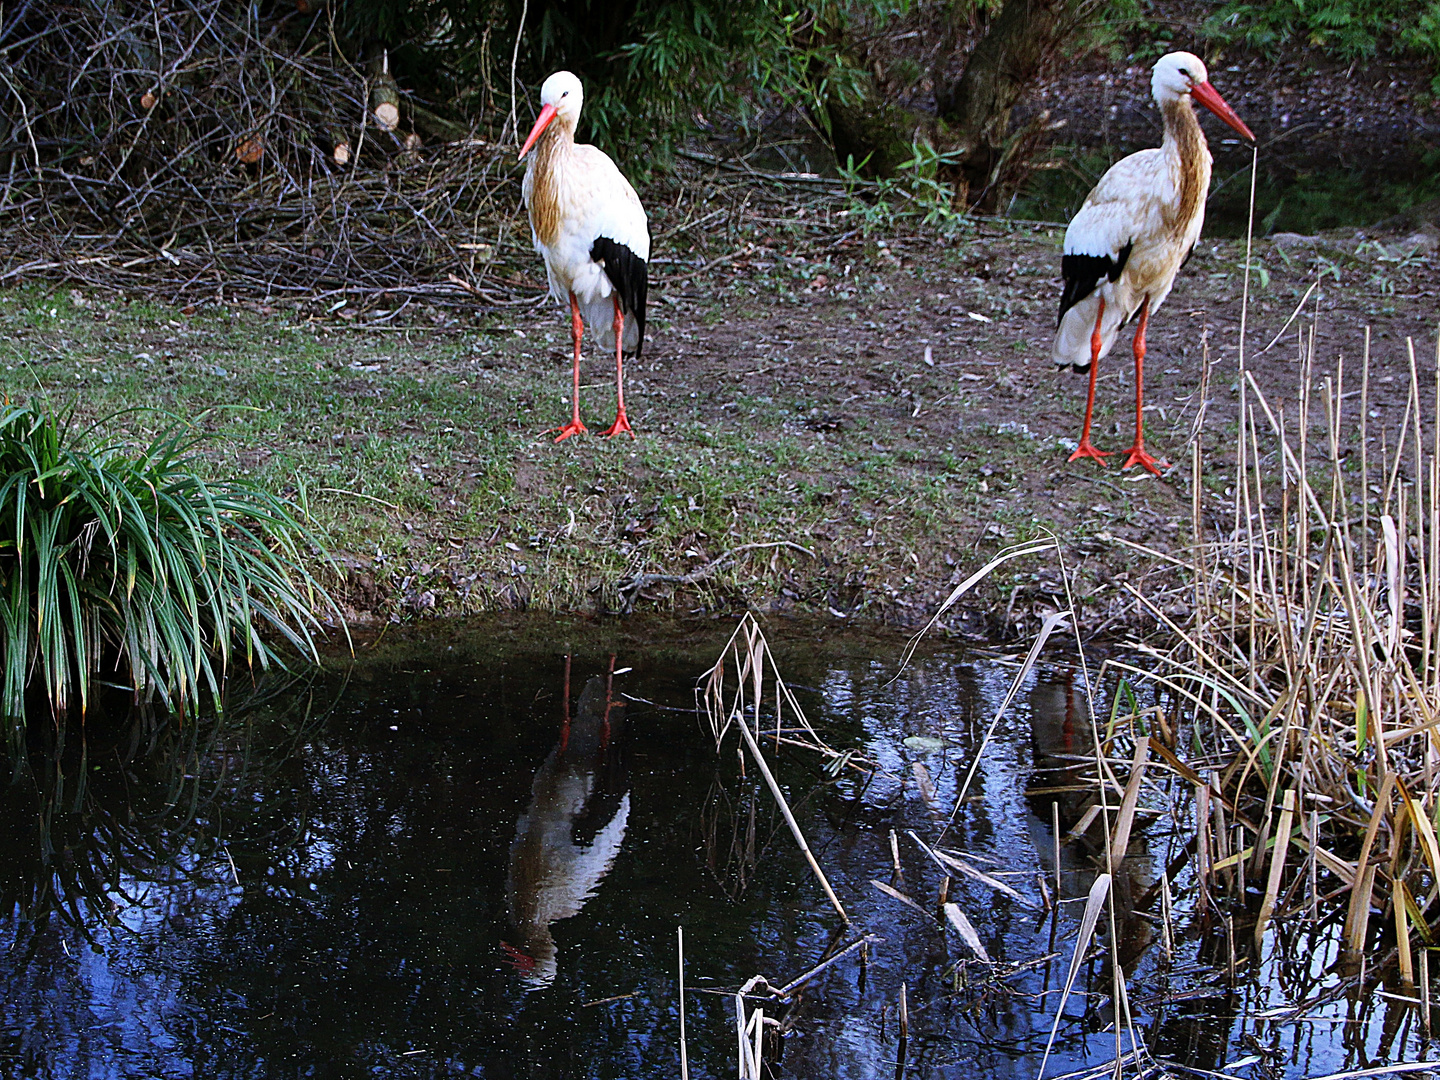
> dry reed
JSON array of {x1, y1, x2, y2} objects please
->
[{"x1": 1118, "y1": 328, "x2": 1440, "y2": 977}]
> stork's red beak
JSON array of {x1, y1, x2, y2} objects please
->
[
  {"x1": 519, "y1": 103, "x2": 557, "y2": 160},
  {"x1": 1190, "y1": 81, "x2": 1255, "y2": 143}
]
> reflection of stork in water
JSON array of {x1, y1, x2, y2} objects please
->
[{"x1": 504, "y1": 659, "x2": 630, "y2": 990}]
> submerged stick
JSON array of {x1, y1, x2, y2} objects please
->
[
  {"x1": 737, "y1": 717, "x2": 850, "y2": 924},
  {"x1": 776, "y1": 934, "x2": 880, "y2": 997},
  {"x1": 678, "y1": 926, "x2": 688, "y2": 1080}
]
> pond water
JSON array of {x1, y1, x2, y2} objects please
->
[
  {"x1": 0, "y1": 617, "x2": 1426, "y2": 1078},
  {"x1": 1010, "y1": 140, "x2": 1440, "y2": 238}
]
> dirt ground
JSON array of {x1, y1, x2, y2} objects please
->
[
  {"x1": 5, "y1": 181, "x2": 1437, "y2": 640},
  {"x1": 4, "y1": 30, "x2": 1438, "y2": 637}
]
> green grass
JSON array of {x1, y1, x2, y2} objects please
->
[{"x1": 2, "y1": 286, "x2": 1009, "y2": 619}]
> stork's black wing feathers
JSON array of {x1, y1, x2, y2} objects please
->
[
  {"x1": 590, "y1": 237, "x2": 648, "y2": 358},
  {"x1": 1056, "y1": 240, "x2": 1133, "y2": 328}
]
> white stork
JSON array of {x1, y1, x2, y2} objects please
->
[
  {"x1": 519, "y1": 71, "x2": 650, "y2": 440},
  {"x1": 1054, "y1": 51, "x2": 1254, "y2": 474}
]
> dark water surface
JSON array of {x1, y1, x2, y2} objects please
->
[
  {"x1": 1011, "y1": 138, "x2": 1440, "y2": 238},
  {"x1": 0, "y1": 617, "x2": 1423, "y2": 1078}
]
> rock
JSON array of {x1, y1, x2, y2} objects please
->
[
  {"x1": 1270, "y1": 232, "x2": 1320, "y2": 250},
  {"x1": 1398, "y1": 226, "x2": 1439, "y2": 255}
]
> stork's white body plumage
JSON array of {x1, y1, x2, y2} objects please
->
[
  {"x1": 1052, "y1": 52, "x2": 1253, "y2": 474},
  {"x1": 520, "y1": 71, "x2": 650, "y2": 440},
  {"x1": 1052, "y1": 146, "x2": 1208, "y2": 368},
  {"x1": 523, "y1": 142, "x2": 649, "y2": 354}
]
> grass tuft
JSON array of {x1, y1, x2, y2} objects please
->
[{"x1": 0, "y1": 403, "x2": 338, "y2": 739}]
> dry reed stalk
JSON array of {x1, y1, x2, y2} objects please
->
[
  {"x1": 733, "y1": 975, "x2": 771, "y2": 1080},
  {"x1": 1196, "y1": 778, "x2": 1212, "y2": 904},
  {"x1": 1254, "y1": 788, "x2": 1296, "y2": 951},
  {"x1": 775, "y1": 935, "x2": 879, "y2": 997},
  {"x1": 1052, "y1": 801, "x2": 1062, "y2": 900},
  {"x1": 1423, "y1": 948, "x2": 1432, "y2": 1037},
  {"x1": 678, "y1": 926, "x2": 689, "y2": 1080},
  {"x1": 1397, "y1": 875, "x2": 1415, "y2": 985},
  {"x1": 1343, "y1": 761, "x2": 1394, "y2": 955},
  {"x1": 1123, "y1": 313, "x2": 1440, "y2": 995},
  {"x1": 736, "y1": 718, "x2": 850, "y2": 925}
]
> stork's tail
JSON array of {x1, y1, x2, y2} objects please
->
[{"x1": 1053, "y1": 291, "x2": 1124, "y2": 373}]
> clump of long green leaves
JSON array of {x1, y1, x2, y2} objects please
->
[{"x1": 0, "y1": 404, "x2": 337, "y2": 738}]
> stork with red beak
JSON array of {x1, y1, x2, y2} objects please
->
[
  {"x1": 520, "y1": 71, "x2": 650, "y2": 440},
  {"x1": 1054, "y1": 51, "x2": 1255, "y2": 474}
]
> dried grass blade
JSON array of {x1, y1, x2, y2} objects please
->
[
  {"x1": 1344, "y1": 772, "x2": 1396, "y2": 955},
  {"x1": 943, "y1": 902, "x2": 992, "y2": 963},
  {"x1": 897, "y1": 540, "x2": 1057, "y2": 671},
  {"x1": 930, "y1": 846, "x2": 1039, "y2": 909},
  {"x1": 1254, "y1": 789, "x2": 1296, "y2": 951},
  {"x1": 1399, "y1": 778, "x2": 1440, "y2": 902},
  {"x1": 1108, "y1": 737, "x2": 1151, "y2": 870},
  {"x1": 1038, "y1": 872, "x2": 1112, "y2": 1080},
  {"x1": 945, "y1": 610, "x2": 1072, "y2": 831},
  {"x1": 871, "y1": 880, "x2": 931, "y2": 920}
]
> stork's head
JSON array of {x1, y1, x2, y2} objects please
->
[
  {"x1": 1151, "y1": 52, "x2": 1255, "y2": 142},
  {"x1": 519, "y1": 71, "x2": 583, "y2": 160}
]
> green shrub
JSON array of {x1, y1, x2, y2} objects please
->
[
  {"x1": 342, "y1": 0, "x2": 885, "y2": 162},
  {"x1": 0, "y1": 405, "x2": 338, "y2": 739},
  {"x1": 1205, "y1": 0, "x2": 1440, "y2": 87}
]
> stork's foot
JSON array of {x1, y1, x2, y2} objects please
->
[
  {"x1": 1067, "y1": 440, "x2": 1113, "y2": 466},
  {"x1": 1120, "y1": 443, "x2": 1168, "y2": 475},
  {"x1": 500, "y1": 942, "x2": 536, "y2": 973},
  {"x1": 599, "y1": 410, "x2": 634, "y2": 439},
  {"x1": 1117, "y1": 440, "x2": 1163, "y2": 475},
  {"x1": 554, "y1": 419, "x2": 589, "y2": 442}
]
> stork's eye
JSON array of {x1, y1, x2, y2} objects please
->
[
  {"x1": 561, "y1": 90, "x2": 570, "y2": 98},
  {"x1": 1179, "y1": 68, "x2": 1192, "y2": 80}
]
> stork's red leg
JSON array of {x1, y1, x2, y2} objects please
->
[
  {"x1": 1120, "y1": 297, "x2": 1168, "y2": 475},
  {"x1": 1067, "y1": 297, "x2": 1113, "y2": 466},
  {"x1": 555, "y1": 293, "x2": 588, "y2": 441},
  {"x1": 600, "y1": 653, "x2": 617, "y2": 749},
  {"x1": 599, "y1": 296, "x2": 634, "y2": 439}
]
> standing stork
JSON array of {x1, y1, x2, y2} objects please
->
[
  {"x1": 1054, "y1": 51, "x2": 1254, "y2": 474},
  {"x1": 519, "y1": 71, "x2": 650, "y2": 441}
]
